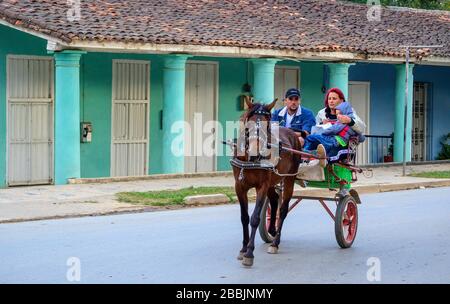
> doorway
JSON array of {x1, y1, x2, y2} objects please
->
[
  {"x1": 7, "y1": 56, "x2": 54, "y2": 185},
  {"x1": 348, "y1": 81, "x2": 370, "y2": 165},
  {"x1": 412, "y1": 82, "x2": 428, "y2": 162},
  {"x1": 274, "y1": 66, "x2": 300, "y2": 109},
  {"x1": 111, "y1": 60, "x2": 150, "y2": 176},
  {"x1": 185, "y1": 61, "x2": 218, "y2": 173}
]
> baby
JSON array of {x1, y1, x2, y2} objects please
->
[{"x1": 304, "y1": 101, "x2": 362, "y2": 167}]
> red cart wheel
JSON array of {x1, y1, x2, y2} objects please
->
[
  {"x1": 258, "y1": 197, "x2": 279, "y2": 243},
  {"x1": 335, "y1": 195, "x2": 358, "y2": 248}
]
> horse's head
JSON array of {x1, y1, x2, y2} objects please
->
[{"x1": 238, "y1": 96, "x2": 277, "y2": 161}]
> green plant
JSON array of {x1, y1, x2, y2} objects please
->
[
  {"x1": 116, "y1": 186, "x2": 237, "y2": 206},
  {"x1": 409, "y1": 171, "x2": 450, "y2": 178},
  {"x1": 388, "y1": 132, "x2": 394, "y2": 156},
  {"x1": 437, "y1": 133, "x2": 450, "y2": 160}
]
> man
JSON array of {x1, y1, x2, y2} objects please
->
[
  {"x1": 271, "y1": 88, "x2": 327, "y2": 176},
  {"x1": 271, "y1": 88, "x2": 316, "y2": 148}
]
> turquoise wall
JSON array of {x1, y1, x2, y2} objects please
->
[
  {"x1": 299, "y1": 61, "x2": 326, "y2": 114},
  {"x1": 81, "y1": 54, "x2": 250, "y2": 175},
  {"x1": 81, "y1": 55, "x2": 254, "y2": 174},
  {"x1": 206, "y1": 57, "x2": 248, "y2": 171},
  {"x1": 80, "y1": 52, "x2": 165, "y2": 176},
  {"x1": 7, "y1": 22, "x2": 447, "y2": 183},
  {"x1": 269, "y1": 60, "x2": 326, "y2": 114},
  {"x1": 0, "y1": 25, "x2": 48, "y2": 187},
  {"x1": 200, "y1": 58, "x2": 325, "y2": 171},
  {"x1": 0, "y1": 27, "x2": 328, "y2": 185}
]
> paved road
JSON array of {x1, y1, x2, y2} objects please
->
[{"x1": 1, "y1": 187, "x2": 449, "y2": 283}]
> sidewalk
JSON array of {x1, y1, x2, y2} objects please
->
[{"x1": 1, "y1": 163, "x2": 449, "y2": 223}]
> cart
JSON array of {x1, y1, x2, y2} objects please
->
[{"x1": 258, "y1": 137, "x2": 366, "y2": 248}]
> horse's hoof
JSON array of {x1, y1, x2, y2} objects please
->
[
  {"x1": 267, "y1": 246, "x2": 278, "y2": 254},
  {"x1": 242, "y1": 257, "x2": 254, "y2": 267},
  {"x1": 237, "y1": 252, "x2": 244, "y2": 260}
]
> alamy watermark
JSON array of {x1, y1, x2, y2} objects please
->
[
  {"x1": 366, "y1": 257, "x2": 381, "y2": 282},
  {"x1": 367, "y1": 0, "x2": 382, "y2": 22},
  {"x1": 168, "y1": 113, "x2": 280, "y2": 159},
  {"x1": 67, "y1": 0, "x2": 81, "y2": 22},
  {"x1": 66, "y1": 257, "x2": 81, "y2": 282}
]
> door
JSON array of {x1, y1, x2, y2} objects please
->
[
  {"x1": 111, "y1": 60, "x2": 150, "y2": 176},
  {"x1": 348, "y1": 82, "x2": 370, "y2": 165},
  {"x1": 412, "y1": 83, "x2": 427, "y2": 162},
  {"x1": 7, "y1": 56, "x2": 54, "y2": 186},
  {"x1": 274, "y1": 66, "x2": 300, "y2": 109},
  {"x1": 185, "y1": 62, "x2": 217, "y2": 173}
]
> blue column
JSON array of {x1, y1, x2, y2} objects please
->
[
  {"x1": 54, "y1": 51, "x2": 84, "y2": 184},
  {"x1": 326, "y1": 63, "x2": 354, "y2": 99},
  {"x1": 162, "y1": 55, "x2": 190, "y2": 173},
  {"x1": 251, "y1": 58, "x2": 279, "y2": 103},
  {"x1": 394, "y1": 64, "x2": 414, "y2": 162}
]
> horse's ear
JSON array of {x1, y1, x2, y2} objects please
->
[
  {"x1": 266, "y1": 98, "x2": 278, "y2": 111},
  {"x1": 244, "y1": 95, "x2": 253, "y2": 109}
]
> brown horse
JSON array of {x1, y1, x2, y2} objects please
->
[{"x1": 232, "y1": 96, "x2": 302, "y2": 267}]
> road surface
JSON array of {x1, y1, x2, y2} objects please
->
[{"x1": 1, "y1": 187, "x2": 449, "y2": 283}]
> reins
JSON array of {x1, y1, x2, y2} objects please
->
[{"x1": 223, "y1": 140, "x2": 300, "y2": 178}]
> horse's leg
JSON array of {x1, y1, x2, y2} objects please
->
[
  {"x1": 267, "y1": 186, "x2": 279, "y2": 238},
  {"x1": 242, "y1": 185, "x2": 269, "y2": 267},
  {"x1": 268, "y1": 177, "x2": 295, "y2": 254},
  {"x1": 235, "y1": 183, "x2": 249, "y2": 261}
]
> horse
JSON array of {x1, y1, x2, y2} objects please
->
[{"x1": 232, "y1": 96, "x2": 302, "y2": 267}]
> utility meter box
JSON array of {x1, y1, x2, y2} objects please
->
[{"x1": 81, "y1": 122, "x2": 92, "y2": 143}]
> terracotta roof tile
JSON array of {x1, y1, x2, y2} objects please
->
[{"x1": 0, "y1": 0, "x2": 449, "y2": 58}]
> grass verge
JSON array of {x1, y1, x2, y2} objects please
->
[
  {"x1": 408, "y1": 170, "x2": 450, "y2": 179},
  {"x1": 116, "y1": 186, "x2": 236, "y2": 206}
]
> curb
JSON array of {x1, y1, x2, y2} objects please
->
[
  {"x1": 0, "y1": 207, "x2": 151, "y2": 224},
  {"x1": 1, "y1": 180, "x2": 449, "y2": 224},
  {"x1": 353, "y1": 179, "x2": 450, "y2": 194},
  {"x1": 360, "y1": 159, "x2": 450, "y2": 169},
  {"x1": 68, "y1": 171, "x2": 234, "y2": 184},
  {"x1": 292, "y1": 179, "x2": 450, "y2": 197}
]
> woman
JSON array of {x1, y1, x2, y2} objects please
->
[
  {"x1": 300, "y1": 88, "x2": 366, "y2": 172},
  {"x1": 316, "y1": 87, "x2": 366, "y2": 135}
]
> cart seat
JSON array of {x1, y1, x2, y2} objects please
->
[{"x1": 328, "y1": 135, "x2": 362, "y2": 164}]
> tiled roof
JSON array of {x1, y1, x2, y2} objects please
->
[{"x1": 0, "y1": 0, "x2": 449, "y2": 58}]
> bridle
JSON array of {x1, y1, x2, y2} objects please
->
[{"x1": 241, "y1": 105, "x2": 272, "y2": 161}]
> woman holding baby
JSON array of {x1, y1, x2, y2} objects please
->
[{"x1": 303, "y1": 88, "x2": 366, "y2": 166}]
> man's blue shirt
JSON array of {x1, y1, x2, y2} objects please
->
[{"x1": 271, "y1": 106, "x2": 316, "y2": 134}]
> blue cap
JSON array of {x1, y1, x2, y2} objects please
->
[{"x1": 285, "y1": 88, "x2": 301, "y2": 99}]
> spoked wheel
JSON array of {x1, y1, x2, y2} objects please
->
[
  {"x1": 258, "y1": 197, "x2": 279, "y2": 243},
  {"x1": 335, "y1": 195, "x2": 358, "y2": 248}
]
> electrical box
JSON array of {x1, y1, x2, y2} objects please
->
[{"x1": 81, "y1": 122, "x2": 92, "y2": 143}]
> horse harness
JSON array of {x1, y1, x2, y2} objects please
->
[{"x1": 229, "y1": 105, "x2": 298, "y2": 180}]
